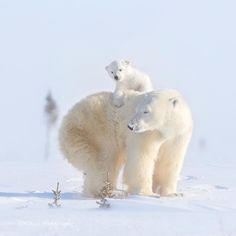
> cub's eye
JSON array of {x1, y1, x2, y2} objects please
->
[
  {"x1": 119, "y1": 69, "x2": 122, "y2": 72},
  {"x1": 111, "y1": 71, "x2": 114, "y2": 74},
  {"x1": 144, "y1": 111, "x2": 149, "y2": 114}
]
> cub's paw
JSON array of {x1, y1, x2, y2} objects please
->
[{"x1": 113, "y1": 98, "x2": 124, "y2": 108}]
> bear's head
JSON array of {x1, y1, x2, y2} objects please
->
[
  {"x1": 128, "y1": 90, "x2": 192, "y2": 138},
  {"x1": 105, "y1": 60, "x2": 131, "y2": 82}
]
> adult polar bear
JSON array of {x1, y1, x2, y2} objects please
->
[{"x1": 59, "y1": 90, "x2": 193, "y2": 197}]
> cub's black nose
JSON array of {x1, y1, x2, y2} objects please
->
[
  {"x1": 114, "y1": 76, "x2": 118, "y2": 80},
  {"x1": 128, "y1": 124, "x2": 134, "y2": 131}
]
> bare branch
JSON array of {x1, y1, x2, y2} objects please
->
[{"x1": 48, "y1": 182, "x2": 61, "y2": 208}]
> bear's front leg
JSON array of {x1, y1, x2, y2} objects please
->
[
  {"x1": 152, "y1": 133, "x2": 192, "y2": 197},
  {"x1": 124, "y1": 132, "x2": 162, "y2": 196}
]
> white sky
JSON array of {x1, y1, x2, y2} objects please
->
[{"x1": 0, "y1": 0, "x2": 235, "y2": 165}]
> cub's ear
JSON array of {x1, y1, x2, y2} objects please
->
[
  {"x1": 125, "y1": 60, "x2": 130, "y2": 66},
  {"x1": 105, "y1": 66, "x2": 109, "y2": 71},
  {"x1": 121, "y1": 60, "x2": 131, "y2": 66},
  {"x1": 169, "y1": 97, "x2": 178, "y2": 107}
]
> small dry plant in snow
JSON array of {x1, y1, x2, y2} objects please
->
[
  {"x1": 48, "y1": 182, "x2": 61, "y2": 208},
  {"x1": 96, "y1": 172, "x2": 114, "y2": 208},
  {"x1": 96, "y1": 198, "x2": 110, "y2": 209}
]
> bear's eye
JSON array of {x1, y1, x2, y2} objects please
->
[
  {"x1": 111, "y1": 71, "x2": 114, "y2": 74},
  {"x1": 143, "y1": 111, "x2": 149, "y2": 114},
  {"x1": 119, "y1": 69, "x2": 122, "y2": 72}
]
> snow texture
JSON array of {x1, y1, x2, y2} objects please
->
[
  {"x1": 0, "y1": 0, "x2": 236, "y2": 235},
  {"x1": 0, "y1": 159, "x2": 235, "y2": 236}
]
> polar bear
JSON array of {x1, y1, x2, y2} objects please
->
[
  {"x1": 124, "y1": 90, "x2": 193, "y2": 196},
  {"x1": 59, "y1": 91, "x2": 142, "y2": 197},
  {"x1": 105, "y1": 60, "x2": 153, "y2": 107},
  {"x1": 59, "y1": 90, "x2": 192, "y2": 197}
]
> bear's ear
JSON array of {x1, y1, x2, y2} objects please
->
[
  {"x1": 169, "y1": 97, "x2": 178, "y2": 107},
  {"x1": 105, "y1": 66, "x2": 109, "y2": 71}
]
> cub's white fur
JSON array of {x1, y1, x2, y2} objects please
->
[{"x1": 105, "y1": 60, "x2": 153, "y2": 107}]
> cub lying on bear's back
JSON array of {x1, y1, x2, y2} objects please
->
[{"x1": 105, "y1": 60, "x2": 153, "y2": 107}]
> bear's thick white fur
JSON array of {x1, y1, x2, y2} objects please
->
[
  {"x1": 125, "y1": 90, "x2": 193, "y2": 196},
  {"x1": 59, "y1": 90, "x2": 192, "y2": 197},
  {"x1": 105, "y1": 60, "x2": 153, "y2": 107}
]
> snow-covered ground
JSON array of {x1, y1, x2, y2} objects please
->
[
  {"x1": 0, "y1": 157, "x2": 236, "y2": 236},
  {"x1": 1, "y1": 0, "x2": 236, "y2": 235}
]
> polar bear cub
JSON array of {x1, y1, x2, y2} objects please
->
[{"x1": 105, "y1": 60, "x2": 153, "y2": 107}]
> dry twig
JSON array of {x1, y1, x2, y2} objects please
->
[
  {"x1": 96, "y1": 172, "x2": 114, "y2": 208},
  {"x1": 48, "y1": 182, "x2": 61, "y2": 208}
]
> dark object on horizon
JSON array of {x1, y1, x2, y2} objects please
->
[{"x1": 44, "y1": 91, "x2": 58, "y2": 159}]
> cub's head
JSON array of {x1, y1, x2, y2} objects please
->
[
  {"x1": 105, "y1": 60, "x2": 131, "y2": 82},
  {"x1": 128, "y1": 90, "x2": 192, "y2": 138}
]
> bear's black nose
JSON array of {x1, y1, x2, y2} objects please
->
[
  {"x1": 114, "y1": 76, "x2": 118, "y2": 80},
  {"x1": 128, "y1": 124, "x2": 134, "y2": 131}
]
